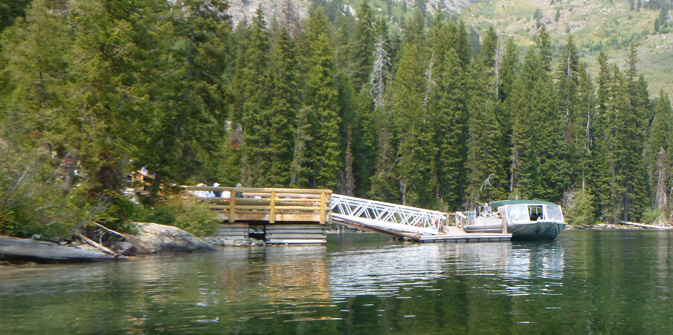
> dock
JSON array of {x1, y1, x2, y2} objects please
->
[
  {"x1": 331, "y1": 195, "x2": 511, "y2": 243},
  {"x1": 183, "y1": 186, "x2": 331, "y2": 245},
  {"x1": 184, "y1": 186, "x2": 511, "y2": 245}
]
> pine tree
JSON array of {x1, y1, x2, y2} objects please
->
[
  {"x1": 350, "y1": 0, "x2": 376, "y2": 90},
  {"x1": 1, "y1": 0, "x2": 75, "y2": 190},
  {"x1": 556, "y1": 36, "x2": 582, "y2": 188},
  {"x1": 138, "y1": 0, "x2": 233, "y2": 193},
  {"x1": 303, "y1": 8, "x2": 341, "y2": 190},
  {"x1": 576, "y1": 63, "x2": 596, "y2": 192},
  {"x1": 466, "y1": 91, "x2": 506, "y2": 207},
  {"x1": 240, "y1": 6, "x2": 272, "y2": 186},
  {"x1": 392, "y1": 42, "x2": 436, "y2": 207},
  {"x1": 648, "y1": 92, "x2": 673, "y2": 219},
  {"x1": 499, "y1": 38, "x2": 519, "y2": 102},
  {"x1": 536, "y1": 25, "x2": 553, "y2": 74},
  {"x1": 479, "y1": 26, "x2": 499, "y2": 96},
  {"x1": 69, "y1": 0, "x2": 157, "y2": 194},
  {"x1": 621, "y1": 45, "x2": 650, "y2": 221},
  {"x1": 432, "y1": 48, "x2": 468, "y2": 210},
  {"x1": 267, "y1": 27, "x2": 300, "y2": 187}
]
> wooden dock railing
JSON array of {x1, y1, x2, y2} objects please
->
[{"x1": 182, "y1": 186, "x2": 332, "y2": 224}]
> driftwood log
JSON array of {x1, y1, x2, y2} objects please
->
[{"x1": 0, "y1": 237, "x2": 121, "y2": 263}]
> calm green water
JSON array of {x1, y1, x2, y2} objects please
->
[{"x1": 1, "y1": 230, "x2": 673, "y2": 334}]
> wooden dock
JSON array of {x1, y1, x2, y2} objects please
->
[{"x1": 183, "y1": 186, "x2": 331, "y2": 245}]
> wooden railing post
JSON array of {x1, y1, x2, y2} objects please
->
[
  {"x1": 270, "y1": 191, "x2": 276, "y2": 224},
  {"x1": 320, "y1": 191, "x2": 326, "y2": 224},
  {"x1": 230, "y1": 194, "x2": 236, "y2": 223}
]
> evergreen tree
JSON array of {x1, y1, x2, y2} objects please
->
[
  {"x1": 302, "y1": 7, "x2": 341, "y2": 190},
  {"x1": 508, "y1": 48, "x2": 543, "y2": 199},
  {"x1": 647, "y1": 92, "x2": 673, "y2": 218},
  {"x1": 576, "y1": 63, "x2": 596, "y2": 192},
  {"x1": 138, "y1": 0, "x2": 233, "y2": 193},
  {"x1": 1, "y1": 0, "x2": 75, "y2": 190},
  {"x1": 240, "y1": 6, "x2": 272, "y2": 186},
  {"x1": 267, "y1": 27, "x2": 300, "y2": 187},
  {"x1": 479, "y1": 26, "x2": 499, "y2": 96},
  {"x1": 466, "y1": 91, "x2": 506, "y2": 207},
  {"x1": 499, "y1": 38, "x2": 519, "y2": 102},
  {"x1": 432, "y1": 48, "x2": 468, "y2": 210},
  {"x1": 556, "y1": 36, "x2": 582, "y2": 187},
  {"x1": 350, "y1": 0, "x2": 376, "y2": 90},
  {"x1": 392, "y1": 42, "x2": 436, "y2": 207},
  {"x1": 69, "y1": 0, "x2": 157, "y2": 194}
]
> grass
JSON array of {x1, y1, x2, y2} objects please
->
[{"x1": 462, "y1": 0, "x2": 673, "y2": 96}]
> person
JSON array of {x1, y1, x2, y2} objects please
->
[
  {"x1": 213, "y1": 183, "x2": 222, "y2": 197},
  {"x1": 235, "y1": 183, "x2": 243, "y2": 198},
  {"x1": 484, "y1": 202, "x2": 491, "y2": 215},
  {"x1": 196, "y1": 183, "x2": 207, "y2": 197}
]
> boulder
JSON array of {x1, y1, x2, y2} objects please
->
[
  {"x1": 0, "y1": 236, "x2": 119, "y2": 264},
  {"x1": 122, "y1": 223, "x2": 216, "y2": 255}
]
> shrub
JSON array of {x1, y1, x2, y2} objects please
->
[
  {"x1": 564, "y1": 189, "x2": 595, "y2": 225},
  {"x1": 130, "y1": 199, "x2": 219, "y2": 237},
  {"x1": 0, "y1": 148, "x2": 87, "y2": 241}
]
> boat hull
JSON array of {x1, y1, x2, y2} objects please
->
[{"x1": 508, "y1": 221, "x2": 566, "y2": 240}]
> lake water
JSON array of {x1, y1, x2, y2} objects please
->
[{"x1": 1, "y1": 230, "x2": 672, "y2": 334}]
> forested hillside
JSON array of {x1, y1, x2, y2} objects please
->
[{"x1": 1, "y1": 0, "x2": 672, "y2": 240}]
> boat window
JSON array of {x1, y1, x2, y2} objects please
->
[
  {"x1": 546, "y1": 205, "x2": 564, "y2": 221},
  {"x1": 528, "y1": 205, "x2": 544, "y2": 220},
  {"x1": 505, "y1": 205, "x2": 529, "y2": 221}
]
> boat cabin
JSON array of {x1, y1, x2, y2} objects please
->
[{"x1": 490, "y1": 200, "x2": 564, "y2": 224}]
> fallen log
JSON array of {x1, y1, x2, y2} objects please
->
[
  {"x1": 77, "y1": 233, "x2": 122, "y2": 257},
  {"x1": 0, "y1": 236, "x2": 122, "y2": 264},
  {"x1": 94, "y1": 222, "x2": 125, "y2": 239},
  {"x1": 619, "y1": 221, "x2": 673, "y2": 230}
]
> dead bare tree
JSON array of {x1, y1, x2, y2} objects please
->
[{"x1": 370, "y1": 35, "x2": 391, "y2": 110}]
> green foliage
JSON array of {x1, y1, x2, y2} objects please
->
[
  {"x1": 130, "y1": 199, "x2": 219, "y2": 237},
  {"x1": 565, "y1": 189, "x2": 595, "y2": 225},
  {"x1": 302, "y1": 7, "x2": 342, "y2": 190},
  {"x1": 0, "y1": 0, "x2": 29, "y2": 34},
  {"x1": 0, "y1": 132, "x2": 85, "y2": 240}
]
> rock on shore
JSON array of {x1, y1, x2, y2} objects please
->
[
  {"x1": 0, "y1": 223, "x2": 215, "y2": 264},
  {"x1": 121, "y1": 222, "x2": 216, "y2": 255}
]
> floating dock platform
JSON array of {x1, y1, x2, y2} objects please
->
[{"x1": 332, "y1": 217, "x2": 511, "y2": 243}]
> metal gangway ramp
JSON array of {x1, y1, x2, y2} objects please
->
[
  {"x1": 330, "y1": 195, "x2": 511, "y2": 243},
  {"x1": 330, "y1": 195, "x2": 448, "y2": 235}
]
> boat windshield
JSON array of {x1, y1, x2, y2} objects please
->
[
  {"x1": 545, "y1": 205, "x2": 564, "y2": 221},
  {"x1": 505, "y1": 205, "x2": 529, "y2": 221}
]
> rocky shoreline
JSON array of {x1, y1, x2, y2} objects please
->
[{"x1": 0, "y1": 222, "x2": 215, "y2": 265}]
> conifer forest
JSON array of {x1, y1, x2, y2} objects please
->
[{"x1": 1, "y1": 0, "x2": 673, "y2": 239}]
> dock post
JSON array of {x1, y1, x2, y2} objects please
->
[
  {"x1": 320, "y1": 192, "x2": 326, "y2": 224},
  {"x1": 229, "y1": 195, "x2": 236, "y2": 223},
  {"x1": 270, "y1": 191, "x2": 276, "y2": 224}
]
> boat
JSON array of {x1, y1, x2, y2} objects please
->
[{"x1": 459, "y1": 200, "x2": 567, "y2": 240}]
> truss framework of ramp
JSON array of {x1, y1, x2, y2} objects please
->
[{"x1": 330, "y1": 195, "x2": 448, "y2": 235}]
